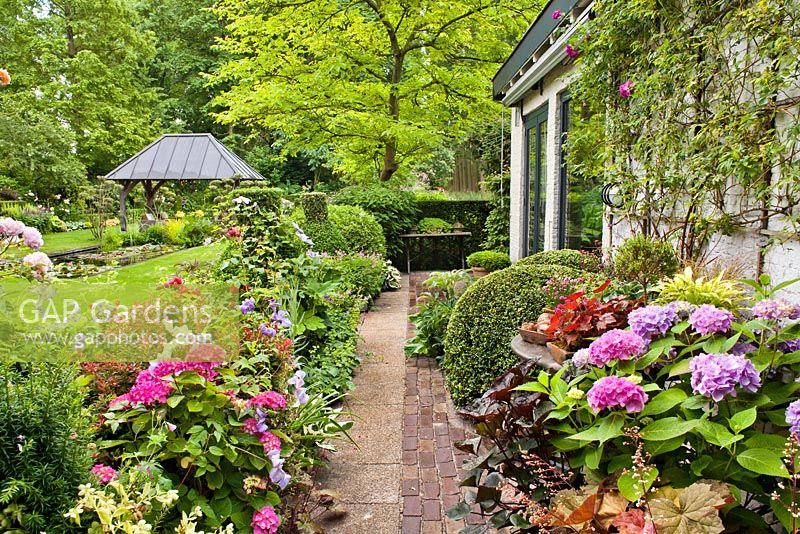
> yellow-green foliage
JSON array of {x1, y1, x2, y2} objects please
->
[
  {"x1": 655, "y1": 267, "x2": 745, "y2": 310},
  {"x1": 163, "y1": 219, "x2": 184, "y2": 245}
]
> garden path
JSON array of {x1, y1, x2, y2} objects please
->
[{"x1": 315, "y1": 275, "x2": 477, "y2": 533}]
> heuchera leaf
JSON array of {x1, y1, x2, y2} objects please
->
[{"x1": 649, "y1": 482, "x2": 725, "y2": 534}]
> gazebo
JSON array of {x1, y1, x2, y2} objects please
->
[{"x1": 104, "y1": 133, "x2": 265, "y2": 230}]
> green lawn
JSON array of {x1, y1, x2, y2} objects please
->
[{"x1": 5, "y1": 228, "x2": 99, "y2": 259}]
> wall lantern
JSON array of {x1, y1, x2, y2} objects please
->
[{"x1": 601, "y1": 182, "x2": 624, "y2": 209}]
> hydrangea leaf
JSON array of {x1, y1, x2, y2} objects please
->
[
  {"x1": 640, "y1": 417, "x2": 698, "y2": 441},
  {"x1": 736, "y1": 448, "x2": 790, "y2": 478},
  {"x1": 568, "y1": 413, "x2": 625, "y2": 443},
  {"x1": 650, "y1": 482, "x2": 725, "y2": 534},
  {"x1": 640, "y1": 389, "x2": 688, "y2": 416}
]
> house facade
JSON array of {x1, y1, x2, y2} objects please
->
[{"x1": 495, "y1": 0, "x2": 800, "y2": 296}]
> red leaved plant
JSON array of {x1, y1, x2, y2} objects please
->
[{"x1": 545, "y1": 280, "x2": 643, "y2": 351}]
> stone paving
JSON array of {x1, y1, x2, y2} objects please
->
[{"x1": 315, "y1": 274, "x2": 479, "y2": 533}]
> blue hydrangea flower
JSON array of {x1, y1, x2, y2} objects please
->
[{"x1": 628, "y1": 305, "x2": 677, "y2": 340}]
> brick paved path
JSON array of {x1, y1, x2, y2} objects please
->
[{"x1": 316, "y1": 274, "x2": 478, "y2": 533}]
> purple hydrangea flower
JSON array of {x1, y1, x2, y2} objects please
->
[
  {"x1": 306, "y1": 250, "x2": 321, "y2": 259},
  {"x1": 779, "y1": 339, "x2": 800, "y2": 354},
  {"x1": 271, "y1": 309, "x2": 292, "y2": 329},
  {"x1": 787, "y1": 400, "x2": 800, "y2": 437},
  {"x1": 571, "y1": 348, "x2": 589, "y2": 369},
  {"x1": 689, "y1": 353, "x2": 761, "y2": 401},
  {"x1": 628, "y1": 305, "x2": 677, "y2": 340},
  {"x1": 586, "y1": 376, "x2": 648, "y2": 413},
  {"x1": 587, "y1": 329, "x2": 647, "y2": 366},
  {"x1": 240, "y1": 297, "x2": 256, "y2": 315},
  {"x1": 258, "y1": 323, "x2": 277, "y2": 337},
  {"x1": 752, "y1": 298, "x2": 800, "y2": 321},
  {"x1": 688, "y1": 305, "x2": 734, "y2": 336},
  {"x1": 268, "y1": 298, "x2": 279, "y2": 311}
]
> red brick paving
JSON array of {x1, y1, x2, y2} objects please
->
[{"x1": 401, "y1": 272, "x2": 481, "y2": 534}]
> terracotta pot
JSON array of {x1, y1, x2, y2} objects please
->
[
  {"x1": 471, "y1": 267, "x2": 489, "y2": 278},
  {"x1": 519, "y1": 327, "x2": 548, "y2": 345},
  {"x1": 546, "y1": 342, "x2": 574, "y2": 364}
]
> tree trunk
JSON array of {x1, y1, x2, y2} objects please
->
[
  {"x1": 64, "y1": 3, "x2": 77, "y2": 58},
  {"x1": 380, "y1": 52, "x2": 404, "y2": 181}
]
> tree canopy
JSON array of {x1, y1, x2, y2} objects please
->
[{"x1": 213, "y1": 0, "x2": 539, "y2": 181}]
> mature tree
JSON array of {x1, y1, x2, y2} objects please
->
[
  {"x1": 213, "y1": 0, "x2": 539, "y2": 182},
  {"x1": 0, "y1": 0, "x2": 160, "y2": 190}
]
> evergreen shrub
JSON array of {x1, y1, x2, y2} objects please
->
[{"x1": 443, "y1": 263, "x2": 586, "y2": 405}]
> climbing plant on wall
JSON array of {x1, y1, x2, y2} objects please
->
[{"x1": 565, "y1": 0, "x2": 800, "y2": 261}]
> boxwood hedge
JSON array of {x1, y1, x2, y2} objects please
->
[
  {"x1": 443, "y1": 263, "x2": 586, "y2": 405},
  {"x1": 515, "y1": 249, "x2": 602, "y2": 273}
]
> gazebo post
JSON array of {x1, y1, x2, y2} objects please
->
[{"x1": 119, "y1": 180, "x2": 136, "y2": 232}]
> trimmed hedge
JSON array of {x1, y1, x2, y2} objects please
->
[
  {"x1": 516, "y1": 249, "x2": 602, "y2": 273},
  {"x1": 443, "y1": 263, "x2": 586, "y2": 405},
  {"x1": 304, "y1": 222, "x2": 348, "y2": 254},
  {"x1": 328, "y1": 205, "x2": 387, "y2": 256},
  {"x1": 230, "y1": 186, "x2": 283, "y2": 212},
  {"x1": 417, "y1": 199, "x2": 490, "y2": 255},
  {"x1": 466, "y1": 251, "x2": 511, "y2": 272},
  {"x1": 301, "y1": 192, "x2": 328, "y2": 222}
]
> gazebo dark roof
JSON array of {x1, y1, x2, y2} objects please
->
[{"x1": 105, "y1": 133, "x2": 265, "y2": 182}]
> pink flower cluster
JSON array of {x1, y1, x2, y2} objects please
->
[
  {"x1": 587, "y1": 329, "x2": 646, "y2": 366},
  {"x1": 752, "y1": 298, "x2": 800, "y2": 321},
  {"x1": 248, "y1": 391, "x2": 287, "y2": 410},
  {"x1": 22, "y1": 251, "x2": 53, "y2": 280},
  {"x1": 243, "y1": 418, "x2": 282, "y2": 453},
  {"x1": 0, "y1": 217, "x2": 43, "y2": 249},
  {"x1": 586, "y1": 376, "x2": 648, "y2": 413},
  {"x1": 91, "y1": 463, "x2": 118, "y2": 484},
  {"x1": 111, "y1": 362, "x2": 221, "y2": 407},
  {"x1": 252, "y1": 505, "x2": 280, "y2": 534}
]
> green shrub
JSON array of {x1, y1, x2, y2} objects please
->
[
  {"x1": 443, "y1": 263, "x2": 585, "y2": 405},
  {"x1": 0, "y1": 363, "x2": 93, "y2": 532},
  {"x1": 300, "y1": 192, "x2": 328, "y2": 222},
  {"x1": 162, "y1": 219, "x2": 184, "y2": 245},
  {"x1": 332, "y1": 186, "x2": 419, "y2": 257},
  {"x1": 142, "y1": 223, "x2": 169, "y2": 244},
  {"x1": 304, "y1": 222, "x2": 348, "y2": 254},
  {"x1": 328, "y1": 205, "x2": 386, "y2": 256},
  {"x1": 416, "y1": 198, "x2": 492, "y2": 260},
  {"x1": 466, "y1": 251, "x2": 511, "y2": 272},
  {"x1": 101, "y1": 228, "x2": 125, "y2": 251},
  {"x1": 229, "y1": 186, "x2": 284, "y2": 212},
  {"x1": 481, "y1": 173, "x2": 510, "y2": 253},
  {"x1": 406, "y1": 270, "x2": 472, "y2": 359},
  {"x1": 178, "y1": 218, "x2": 215, "y2": 246},
  {"x1": 414, "y1": 191, "x2": 448, "y2": 202},
  {"x1": 613, "y1": 234, "x2": 679, "y2": 296},
  {"x1": 517, "y1": 248, "x2": 602, "y2": 272},
  {"x1": 417, "y1": 217, "x2": 452, "y2": 234},
  {"x1": 331, "y1": 253, "x2": 385, "y2": 299}
]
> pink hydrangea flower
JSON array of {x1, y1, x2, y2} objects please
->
[
  {"x1": 260, "y1": 430, "x2": 281, "y2": 453},
  {"x1": 252, "y1": 505, "x2": 280, "y2": 534},
  {"x1": 752, "y1": 298, "x2": 800, "y2": 320},
  {"x1": 91, "y1": 464, "x2": 118, "y2": 484},
  {"x1": 149, "y1": 361, "x2": 221, "y2": 382},
  {"x1": 619, "y1": 80, "x2": 634, "y2": 98},
  {"x1": 586, "y1": 376, "x2": 648, "y2": 413},
  {"x1": 248, "y1": 391, "x2": 287, "y2": 410},
  {"x1": 587, "y1": 329, "x2": 646, "y2": 366}
]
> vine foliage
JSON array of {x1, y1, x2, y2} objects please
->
[{"x1": 567, "y1": 0, "x2": 800, "y2": 260}]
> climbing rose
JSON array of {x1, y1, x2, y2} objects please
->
[
  {"x1": 551, "y1": 9, "x2": 562, "y2": 19},
  {"x1": 689, "y1": 353, "x2": 760, "y2": 401},
  {"x1": 752, "y1": 298, "x2": 800, "y2": 321},
  {"x1": 627, "y1": 305, "x2": 677, "y2": 340},
  {"x1": 91, "y1": 464, "x2": 118, "y2": 484},
  {"x1": 248, "y1": 391, "x2": 287, "y2": 410},
  {"x1": 21, "y1": 227, "x2": 43, "y2": 249},
  {"x1": 565, "y1": 44, "x2": 579, "y2": 59},
  {"x1": 251, "y1": 505, "x2": 280, "y2": 534},
  {"x1": 619, "y1": 80, "x2": 633, "y2": 98},
  {"x1": 0, "y1": 68, "x2": 10, "y2": 86},
  {"x1": 786, "y1": 400, "x2": 800, "y2": 437},
  {"x1": 688, "y1": 305, "x2": 733, "y2": 335},
  {"x1": 587, "y1": 329, "x2": 646, "y2": 366},
  {"x1": 586, "y1": 376, "x2": 648, "y2": 413}
]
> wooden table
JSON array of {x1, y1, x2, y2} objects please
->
[
  {"x1": 511, "y1": 335, "x2": 563, "y2": 372},
  {"x1": 399, "y1": 231, "x2": 472, "y2": 273}
]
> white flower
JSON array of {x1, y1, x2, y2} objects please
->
[{"x1": 232, "y1": 195, "x2": 251, "y2": 205}]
